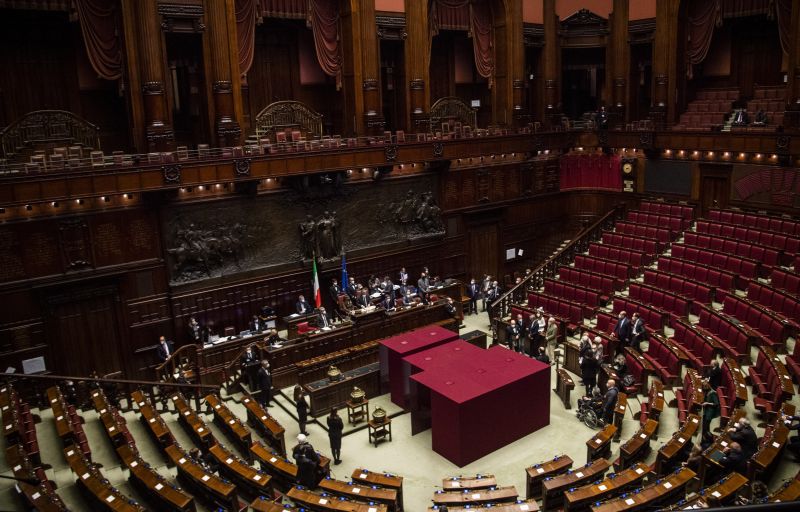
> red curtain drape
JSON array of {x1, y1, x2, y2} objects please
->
[
  {"x1": 307, "y1": 0, "x2": 342, "y2": 89},
  {"x1": 430, "y1": 0, "x2": 494, "y2": 84},
  {"x1": 74, "y1": 0, "x2": 122, "y2": 80},
  {"x1": 721, "y1": 0, "x2": 771, "y2": 18},
  {"x1": 686, "y1": 0, "x2": 722, "y2": 79},
  {"x1": 559, "y1": 154, "x2": 622, "y2": 191},
  {"x1": 236, "y1": 0, "x2": 257, "y2": 77},
  {"x1": 775, "y1": 0, "x2": 792, "y2": 54}
]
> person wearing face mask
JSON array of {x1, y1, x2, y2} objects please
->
[{"x1": 466, "y1": 278, "x2": 480, "y2": 315}]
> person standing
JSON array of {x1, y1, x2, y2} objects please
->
[
  {"x1": 701, "y1": 379, "x2": 720, "y2": 436},
  {"x1": 257, "y1": 360, "x2": 273, "y2": 407},
  {"x1": 613, "y1": 311, "x2": 631, "y2": 346},
  {"x1": 292, "y1": 434, "x2": 320, "y2": 488},
  {"x1": 417, "y1": 272, "x2": 431, "y2": 304},
  {"x1": 156, "y1": 336, "x2": 173, "y2": 362},
  {"x1": 506, "y1": 319, "x2": 521, "y2": 351},
  {"x1": 294, "y1": 385, "x2": 310, "y2": 436},
  {"x1": 327, "y1": 407, "x2": 344, "y2": 465},
  {"x1": 466, "y1": 278, "x2": 480, "y2": 315},
  {"x1": 545, "y1": 317, "x2": 558, "y2": 362},
  {"x1": 581, "y1": 349, "x2": 598, "y2": 395},
  {"x1": 630, "y1": 312, "x2": 646, "y2": 351},
  {"x1": 601, "y1": 379, "x2": 619, "y2": 424}
]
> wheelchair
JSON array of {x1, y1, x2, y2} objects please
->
[{"x1": 576, "y1": 395, "x2": 606, "y2": 429}]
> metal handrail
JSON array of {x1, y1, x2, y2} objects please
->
[{"x1": 488, "y1": 204, "x2": 626, "y2": 342}]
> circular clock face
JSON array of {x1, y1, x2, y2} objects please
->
[{"x1": 623, "y1": 162, "x2": 633, "y2": 174}]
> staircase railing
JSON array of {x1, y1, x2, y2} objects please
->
[
  {"x1": 489, "y1": 204, "x2": 626, "y2": 342},
  {"x1": 1, "y1": 371, "x2": 219, "y2": 413}
]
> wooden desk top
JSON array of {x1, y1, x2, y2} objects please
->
[
  {"x1": 723, "y1": 358, "x2": 748, "y2": 403},
  {"x1": 251, "y1": 441, "x2": 331, "y2": 480},
  {"x1": 544, "y1": 459, "x2": 612, "y2": 494},
  {"x1": 762, "y1": 346, "x2": 795, "y2": 396},
  {"x1": 589, "y1": 467, "x2": 696, "y2": 512},
  {"x1": 678, "y1": 471, "x2": 748, "y2": 508},
  {"x1": 658, "y1": 414, "x2": 700, "y2": 462},
  {"x1": 132, "y1": 391, "x2": 172, "y2": 443},
  {"x1": 426, "y1": 500, "x2": 539, "y2": 511},
  {"x1": 684, "y1": 369, "x2": 705, "y2": 409},
  {"x1": 564, "y1": 462, "x2": 649, "y2": 509},
  {"x1": 63, "y1": 446, "x2": 147, "y2": 511},
  {"x1": 441, "y1": 474, "x2": 497, "y2": 490},
  {"x1": 526, "y1": 454, "x2": 573, "y2": 479},
  {"x1": 116, "y1": 444, "x2": 194, "y2": 511},
  {"x1": 615, "y1": 392, "x2": 628, "y2": 416},
  {"x1": 769, "y1": 469, "x2": 800, "y2": 502},
  {"x1": 751, "y1": 423, "x2": 789, "y2": 472},
  {"x1": 319, "y1": 477, "x2": 398, "y2": 504},
  {"x1": 165, "y1": 444, "x2": 236, "y2": 501},
  {"x1": 557, "y1": 368, "x2": 575, "y2": 388},
  {"x1": 250, "y1": 497, "x2": 297, "y2": 511},
  {"x1": 368, "y1": 418, "x2": 391, "y2": 429},
  {"x1": 620, "y1": 418, "x2": 658, "y2": 458},
  {"x1": 206, "y1": 394, "x2": 250, "y2": 442},
  {"x1": 646, "y1": 380, "x2": 665, "y2": 414},
  {"x1": 208, "y1": 443, "x2": 271, "y2": 493},
  {"x1": 351, "y1": 468, "x2": 404, "y2": 490},
  {"x1": 287, "y1": 486, "x2": 389, "y2": 512},
  {"x1": 242, "y1": 395, "x2": 285, "y2": 437},
  {"x1": 171, "y1": 393, "x2": 214, "y2": 444},
  {"x1": 432, "y1": 486, "x2": 519, "y2": 505},
  {"x1": 587, "y1": 424, "x2": 617, "y2": 451},
  {"x1": 47, "y1": 387, "x2": 71, "y2": 440},
  {"x1": 703, "y1": 409, "x2": 746, "y2": 465},
  {"x1": 6, "y1": 444, "x2": 69, "y2": 512}
]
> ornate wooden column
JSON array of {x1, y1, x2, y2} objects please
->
[
  {"x1": 492, "y1": 0, "x2": 525, "y2": 127},
  {"x1": 120, "y1": 0, "x2": 145, "y2": 152},
  {"x1": 542, "y1": 0, "x2": 561, "y2": 127},
  {"x1": 608, "y1": 0, "x2": 629, "y2": 127},
  {"x1": 650, "y1": 0, "x2": 680, "y2": 129},
  {"x1": 357, "y1": 0, "x2": 384, "y2": 135},
  {"x1": 405, "y1": 0, "x2": 431, "y2": 132},
  {"x1": 783, "y1": 0, "x2": 800, "y2": 128},
  {"x1": 136, "y1": 0, "x2": 174, "y2": 151},
  {"x1": 205, "y1": 0, "x2": 242, "y2": 146}
]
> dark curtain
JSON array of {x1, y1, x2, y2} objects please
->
[
  {"x1": 686, "y1": 0, "x2": 722, "y2": 79},
  {"x1": 74, "y1": 0, "x2": 122, "y2": 80},
  {"x1": 236, "y1": 0, "x2": 257, "y2": 77},
  {"x1": 307, "y1": 0, "x2": 341, "y2": 88},
  {"x1": 257, "y1": 0, "x2": 306, "y2": 19},
  {"x1": 721, "y1": 0, "x2": 771, "y2": 18},
  {"x1": 775, "y1": 0, "x2": 792, "y2": 54},
  {"x1": 430, "y1": 0, "x2": 494, "y2": 83}
]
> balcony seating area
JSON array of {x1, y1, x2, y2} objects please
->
[
  {"x1": 674, "y1": 88, "x2": 738, "y2": 131},
  {"x1": 671, "y1": 243, "x2": 760, "y2": 283}
]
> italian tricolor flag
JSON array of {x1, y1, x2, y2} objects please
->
[{"x1": 312, "y1": 255, "x2": 321, "y2": 308}]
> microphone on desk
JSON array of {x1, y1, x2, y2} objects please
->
[{"x1": 0, "y1": 474, "x2": 41, "y2": 486}]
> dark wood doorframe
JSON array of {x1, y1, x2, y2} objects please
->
[
  {"x1": 41, "y1": 280, "x2": 127, "y2": 377},
  {"x1": 697, "y1": 163, "x2": 732, "y2": 216},
  {"x1": 465, "y1": 209, "x2": 503, "y2": 282}
]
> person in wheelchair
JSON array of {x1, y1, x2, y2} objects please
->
[{"x1": 576, "y1": 387, "x2": 605, "y2": 428}]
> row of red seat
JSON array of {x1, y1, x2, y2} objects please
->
[
  {"x1": 684, "y1": 231, "x2": 783, "y2": 271},
  {"x1": 574, "y1": 254, "x2": 633, "y2": 282},
  {"x1": 543, "y1": 278, "x2": 601, "y2": 308},
  {"x1": 671, "y1": 319, "x2": 717, "y2": 372},
  {"x1": 601, "y1": 232, "x2": 661, "y2": 255},
  {"x1": 614, "y1": 221, "x2": 675, "y2": 244},
  {"x1": 1, "y1": 386, "x2": 40, "y2": 467},
  {"x1": 671, "y1": 243, "x2": 759, "y2": 283},
  {"x1": 708, "y1": 208, "x2": 800, "y2": 237},
  {"x1": 751, "y1": 279, "x2": 800, "y2": 327},
  {"x1": 627, "y1": 211, "x2": 690, "y2": 232},
  {"x1": 558, "y1": 266, "x2": 623, "y2": 296},
  {"x1": 527, "y1": 291, "x2": 587, "y2": 327},
  {"x1": 696, "y1": 220, "x2": 800, "y2": 256},
  {"x1": 771, "y1": 267, "x2": 800, "y2": 296},
  {"x1": 628, "y1": 282, "x2": 691, "y2": 321},
  {"x1": 685, "y1": 100, "x2": 733, "y2": 113},
  {"x1": 621, "y1": 348, "x2": 652, "y2": 396},
  {"x1": 784, "y1": 339, "x2": 800, "y2": 384},
  {"x1": 722, "y1": 295, "x2": 794, "y2": 353},
  {"x1": 639, "y1": 201, "x2": 696, "y2": 220},
  {"x1": 638, "y1": 381, "x2": 664, "y2": 427},
  {"x1": 643, "y1": 269, "x2": 714, "y2": 315},
  {"x1": 675, "y1": 370, "x2": 704, "y2": 423},
  {"x1": 611, "y1": 297, "x2": 669, "y2": 331},
  {"x1": 656, "y1": 256, "x2": 735, "y2": 299},
  {"x1": 697, "y1": 305, "x2": 755, "y2": 364},
  {"x1": 48, "y1": 386, "x2": 92, "y2": 461},
  {"x1": 750, "y1": 347, "x2": 795, "y2": 416},
  {"x1": 643, "y1": 334, "x2": 683, "y2": 386},
  {"x1": 588, "y1": 243, "x2": 651, "y2": 268}
]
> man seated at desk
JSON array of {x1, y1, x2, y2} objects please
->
[
  {"x1": 381, "y1": 291, "x2": 396, "y2": 311},
  {"x1": 316, "y1": 306, "x2": 334, "y2": 330},
  {"x1": 265, "y1": 328, "x2": 285, "y2": 347},
  {"x1": 355, "y1": 289, "x2": 371, "y2": 309},
  {"x1": 250, "y1": 314, "x2": 265, "y2": 333},
  {"x1": 718, "y1": 441, "x2": 747, "y2": 475},
  {"x1": 296, "y1": 295, "x2": 313, "y2": 315}
]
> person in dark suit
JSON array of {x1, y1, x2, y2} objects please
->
[
  {"x1": 296, "y1": 295, "x2": 312, "y2": 315},
  {"x1": 398, "y1": 268, "x2": 409, "y2": 289},
  {"x1": 294, "y1": 386, "x2": 309, "y2": 435},
  {"x1": 535, "y1": 347, "x2": 550, "y2": 364},
  {"x1": 484, "y1": 280, "x2": 500, "y2": 317},
  {"x1": 327, "y1": 407, "x2": 344, "y2": 465},
  {"x1": 601, "y1": 379, "x2": 619, "y2": 424},
  {"x1": 316, "y1": 307, "x2": 332, "y2": 329},
  {"x1": 292, "y1": 434, "x2": 320, "y2": 488},
  {"x1": 156, "y1": 336, "x2": 173, "y2": 362},
  {"x1": 403, "y1": 289, "x2": 416, "y2": 306},
  {"x1": 719, "y1": 442, "x2": 747, "y2": 474},
  {"x1": 266, "y1": 328, "x2": 284, "y2": 346},
  {"x1": 187, "y1": 317, "x2": 201, "y2": 342},
  {"x1": 581, "y1": 349, "x2": 599, "y2": 395},
  {"x1": 466, "y1": 279, "x2": 480, "y2": 315},
  {"x1": 249, "y1": 315, "x2": 263, "y2": 333},
  {"x1": 706, "y1": 359, "x2": 722, "y2": 390},
  {"x1": 515, "y1": 313, "x2": 527, "y2": 354},
  {"x1": 241, "y1": 345, "x2": 259, "y2": 390},
  {"x1": 380, "y1": 276, "x2": 394, "y2": 296},
  {"x1": 381, "y1": 292, "x2": 395, "y2": 311},
  {"x1": 417, "y1": 272, "x2": 431, "y2": 304},
  {"x1": 506, "y1": 319, "x2": 521, "y2": 351},
  {"x1": 356, "y1": 289, "x2": 370, "y2": 308},
  {"x1": 728, "y1": 417, "x2": 758, "y2": 459},
  {"x1": 613, "y1": 311, "x2": 631, "y2": 346},
  {"x1": 630, "y1": 312, "x2": 646, "y2": 351},
  {"x1": 329, "y1": 279, "x2": 341, "y2": 304},
  {"x1": 257, "y1": 360, "x2": 273, "y2": 407}
]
